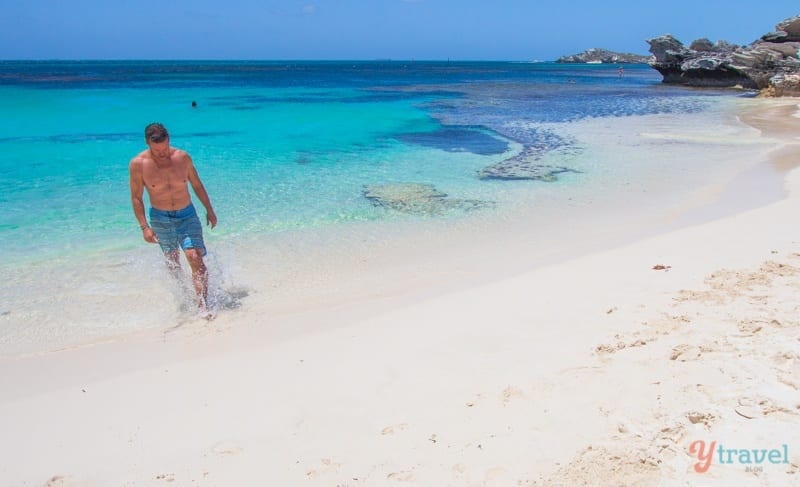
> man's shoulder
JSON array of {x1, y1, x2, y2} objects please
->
[
  {"x1": 171, "y1": 148, "x2": 193, "y2": 165},
  {"x1": 129, "y1": 150, "x2": 151, "y2": 168}
]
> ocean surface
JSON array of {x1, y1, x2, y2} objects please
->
[{"x1": 0, "y1": 61, "x2": 768, "y2": 355}]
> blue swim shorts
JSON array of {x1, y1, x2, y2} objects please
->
[{"x1": 148, "y1": 203, "x2": 207, "y2": 257}]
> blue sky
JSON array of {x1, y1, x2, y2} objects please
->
[{"x1": 1, "y1": 1, "x2": 796, "y2": 60}]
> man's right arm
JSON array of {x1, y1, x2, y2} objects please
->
[{"x1": 129, "y1": 158, "x2": 157, "y2": 243}]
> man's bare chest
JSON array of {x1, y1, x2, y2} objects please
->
[{"x1": 142, "y1": 161, "x2": 188, "y2": 189}]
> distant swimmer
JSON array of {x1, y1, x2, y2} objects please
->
[
  {"x1": 191, "y1": 100, "x2": 197, "y2": 108},
  {"x1": 129, "y1": 123, "x2": 218, "y2": 319},
  {"x1": 618, "y1": 66, "x2": 624, "y2": 78}
]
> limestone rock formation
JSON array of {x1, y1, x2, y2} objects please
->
[
  {"x1": 647, "y1": 16, "x2": 800, "y2": 95},
  {"x1": 556, "y1": 48, "x2": 651, "y2": 64},
  {"x1": 478, "y1": 158, "x2": 580, "y2": 181},
  {"x1": 363, "y1": 183, "x2": 492, "y2": 215}
]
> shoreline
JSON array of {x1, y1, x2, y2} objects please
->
[
  {"x1": 1, "y1": 96, "x2": 786, "y2": 358},
  {"x1": 2, "y1": 97, "x2": 800, "y2": 484}
]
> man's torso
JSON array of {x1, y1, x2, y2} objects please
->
[{"x1": 137, "y1": 148, "x2": 192, "y2": 211}]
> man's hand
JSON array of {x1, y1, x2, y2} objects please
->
[
  {"x1": 142, "y1": 227, "x2": 159, "y2": 244},
  {"x1": 206, "y1": 210, "x2": 218, "y2": 229}
]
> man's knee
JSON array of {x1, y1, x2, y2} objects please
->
[{"x1": 184, "y1": 248, "x2": 206, "y2": 268}]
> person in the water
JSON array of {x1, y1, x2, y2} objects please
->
[{"x1": 129, "y1": 122, "x2": 218, "y2": 319}]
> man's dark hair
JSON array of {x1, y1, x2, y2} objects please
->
[{"x1": 144, "y1": 123, "x2": 169, "y2": 143}]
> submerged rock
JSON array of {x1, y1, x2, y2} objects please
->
[
  {"x1": 479, "y1": 156, "x2": 580, "y2": 181},
  {"x1": 647, "y1": 16, "x2": 800, "y2": 95},
  {"x1": 363, "y1": 183, "x2": 492, "y2": 215},
  {"x1": 394, "y1": 126, "x2": 508, "y2": 156}
]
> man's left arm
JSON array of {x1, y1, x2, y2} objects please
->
[{"x1": 186, "y1": 153, "x2": 218, "y2": 228}]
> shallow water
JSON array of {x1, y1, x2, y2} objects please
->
[{"x1": 0, "y1": 61, "x2": 771, "y2": 356}]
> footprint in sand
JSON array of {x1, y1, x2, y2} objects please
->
[
  {"x1": 737, "y1": 319, "x2": 764, "y2": 336},
  {"x1": 501, "y1": 385, "x2": 525, "y2": 406},
  {"x1": 768, "y1": 318, "x2": 789, "y2": 328},
  {"x1": 43, "y1": 476, "x2": 79, "y2": 487},
  {"x1": 686, "y1": 411, "x2": 717, "y2": 428},
  {"x1": 381, "y1": 423, "x2": 409, "y2": 435},
  {"x1": 734, "y1": 396, "x2": 796, "y2": 419},
  {"x1": 656, "y1": 424, "x2": 686, "y2": 447},
  {"x1": 595, "y1": 337, "x2": 651, "y2": 355},
  {"x1": 387, "y1": 470, "x2": 415, "y2": 482},
  {"x1": 44, "y1": 476, "x2": 100, "y2": 487},
  {"x1": 772, "y1": 350, "x2": 799, "y2": 364},
  {"x1": 760, "y1": 260, "x2": 800, "y2": 278},
  {"x1": 465, "y1": 392, "x2": 487, "y2": 408},
  {"x1": 776, "y1": 356, "x2": 800, "y2": 390},
  {"x1": 210, "y1": 440, "x2": 242, "y2": 455},
  {"x1": 306, "y1": 458, "x2": 343, "y2": 479},
  {"x1": 669, "y1": 344, "x2": 702, "y2": 361},
  {"x1": 674, "y1": 289, "x2": 726, "y2": 305},
  {"x1": 667, "y1": 314, "x2": 693, "y2": 325}
]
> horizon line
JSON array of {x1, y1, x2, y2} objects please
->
[{"x1": 0, "y1": 57, "x2": 653, "y2": 64}]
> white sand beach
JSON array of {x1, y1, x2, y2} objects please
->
[{"x1": 2, "y1": 98, "x2": 800, "y2": 486}]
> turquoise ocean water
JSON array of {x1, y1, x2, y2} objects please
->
[
  {"x1": 0, "y1": 61, "x2": 732, "y2": 261},
  {"x1": 0, "y1": 61, "x2": 758, "y2": 354}
]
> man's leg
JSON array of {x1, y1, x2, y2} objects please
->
[
  {"x1": 164, "y1": 249, "x2": 181, "y2": 279},
  {"x1": 184, "y1": 248, "x2": 209, "y2": 313}
]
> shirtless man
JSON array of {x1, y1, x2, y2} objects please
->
[{"x1": 129, "y1": 123, "x2": 218, "y2": 318}]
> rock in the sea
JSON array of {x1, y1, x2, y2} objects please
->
[
  {"x1": 363, "y1": 183, "x2": 492, "y2": 215},
  {"x1": 556, "y1": 48, "x2": 651, "y2": 64},
  {"x1": 647, "y1": 16, "x2": 800, "y2": 96},
  {"x1": 479, "y1": 157, "x2": 580, "y2": 181}
]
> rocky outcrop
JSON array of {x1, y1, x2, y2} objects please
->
[
  {"x1": 647, "y1": 16, "x2": 800, "y2": 96},
  {"x1": 363, "y1": 183, "x2": 492, "y2": 215},
  {"x1": 556, "y1": 48, "x2": 651, "y2": 64},
  {"x1": 478, "y1": 160, "x2": 579, "y2": 181},
  {"x1": 478, "y1": 135, "x2": 581, "y2": 181}
]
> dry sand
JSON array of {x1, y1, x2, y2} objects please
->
[{"x1": 1, "y1": 99, "x2": 800, "y2": 486}]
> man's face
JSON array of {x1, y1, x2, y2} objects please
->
[{"x1": 147, "y1": 138, "x2": 170, "y2": 160}]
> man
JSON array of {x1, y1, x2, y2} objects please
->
[{"x1": 129, "y1": 123, "x2": 218, "y2": 319}]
